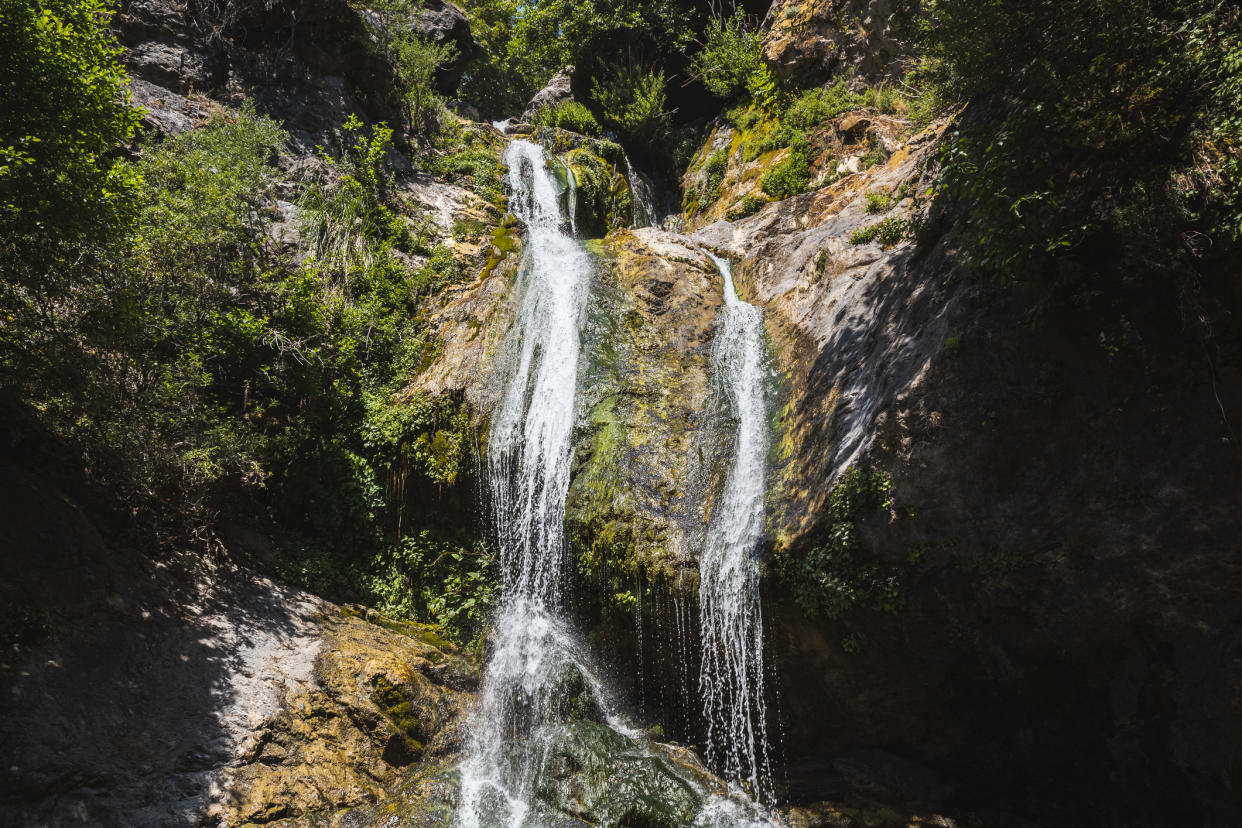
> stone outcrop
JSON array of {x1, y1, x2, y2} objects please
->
[
  {"x1": 416, "y1": 0, "x2": 480, "y2": 95},
  {"x1": 521, "y1": 66, "x2": 576, "y2": 123},
  {"x1": 567, "y1": 229, "x2": 724, "y2": 584},
  {"x1": 763, "y1": 0, "x2": 912, "y2": 85}
]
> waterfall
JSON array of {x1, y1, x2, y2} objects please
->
[
  {"x1": 698, "y1": 252, "x2": 775, "y2": 803},
  {"x1": 458, "y1": 140, "x2": 629, "y2": 828},
  {"x1": 625, "y1": 154, "x2": 659, "y2": 228}
]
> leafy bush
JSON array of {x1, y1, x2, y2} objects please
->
[
  {"x1": 362, "y1": 0, "x2": 458, "y2": 133},
  {"x1": 917, "y1": 0, "x2": 1242, "y2": 294},
  {"x1": 727, "y1": 194, "x2": 767, "y2": 220},
  {"x1": 760, "y1": 140, "x2": 812, "y2": 199},
  {"x1": 299, "y1": 115, "x2": 412, "y2": 285},
  {"x1": 849, "y1": 216, "x2": 907, "y2": 246},
  {"x1": 0, "y1": 0, "x2": 141, "y2": 249},
  {"x1": 456, "y1": 0, "x2": 699, "y2": 121},
  {"x1": 532, "y1": 100, "x2": 601, "y2": 136},
  {"x1": 785, "y1": 466, "x2": 904, "y2": 620},
  {"x1": 591, "y1": 62, "x2": 673, "y2": 151},
  {"x1": 702, "y1": 148, "x2": 729, "y2": 201},
  {"x1": 689, "y1": 7, "x2": 775, "y2": 105},
  {"x1": 863, "y1": 190, "x2": 895, "y2": 214}
]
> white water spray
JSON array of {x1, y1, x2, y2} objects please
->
[{"x1": 698, "y1": 252, "x2": 775, "y2": 802}]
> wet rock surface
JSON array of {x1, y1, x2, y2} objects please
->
[{"x1": 567, "y1": 228, "x2": 724, "y2": 583}]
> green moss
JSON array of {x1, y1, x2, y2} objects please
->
[
  {"x1": 563, "y1": 147, "x2": 633, "y2": 236},
  {"x1": 370, "y1": 675, "x2": 426, "y2": 755}
]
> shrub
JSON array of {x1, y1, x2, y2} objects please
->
[
  {"x1": 917, "y1": 0, "x2": 1242, "y2": 293},
  {"x1": 760, "y1": 140, "x2": 812, "y2": 199},
  {"x1": 702, "y1": 148, "x2": 729, "y2": 200},
  {"x1": 362, "y1": 0, "x2": 457, "y2": 133},
  {"x1": 783, "y1": 80, "x2": 868, "y2": 131},
  {"x1": 784, "y1": 465, "x2": 904, "y2": 620},
  {"x1": 591, "y1": 62, "x2": 672, "y2": 150},
  {"x1": 863, "y1": 190, "x2": 895, "y2": 214},
  {"x1": 727, "y1": 194, "x2": 767, "y2": 220},
  {"x1": 299, "y1": 115, "x2": 410, "y2": 283},
  {"x1": 849, "y1": 216, "x2": 907, "y2": 246},
  {"x1": 689, "y1": 7, "x2": 775, "y2": 105},
  {"x1": 532, "y1": 100, "x2": 601, "y2": 136},
  {"x1": 0, "y1": 0, "x2": 141, "y2": 286}
]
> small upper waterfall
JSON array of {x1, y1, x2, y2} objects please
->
[
  {"x1": 458, "y1": 139, "x2": 616, "y2": 828},
  {"x1": 698, "y1": 252, "x2": 775, "y2": 803},
  {"x1": 625, "y1": 154, "x2": 659, "y2": 228}
]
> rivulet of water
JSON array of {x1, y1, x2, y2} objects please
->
[{"x1": 698, "y1": 252, "x2": 775, "y2": 802}]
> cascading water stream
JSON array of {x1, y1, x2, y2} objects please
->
[
  {"x1": 458, "y1": 139, "x2": 781, "y2": 828},
  {"x1": 698, "y1": 252, "x2": 775, "y2": 804},
  {"x1": 458, "y1": 139, "x2": 628, "y2": 828}
]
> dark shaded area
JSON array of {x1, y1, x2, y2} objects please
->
[
  {"x1": 0, "y1": 418, "x2": 315, "y2": 827},
  {"x1": 768, "y1": 213, "x2": 1242, "y2": 825},
  {"x1": 117, "y1": 0, "x2": 404, "y2": 147}
]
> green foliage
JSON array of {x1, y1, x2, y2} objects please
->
[
  {"x1": 784, "y1": 81, "x2": 870, "y2": 130},
  {"x1": 785, "y1": 466, "x2": 904, "y2": 620},
  {"x1": 727, "y1": 193, "x2": 767, "y2": 220},
  {"x1": 917, "y1": 0, "x2": 1242, "y2": 296},
  {"x1": 2, "y1": 86, "x2": 488, "y2": 644},
  {"x1": 456, "y1": 0, "x2": 699, "y2": 121},
  {"x1": 299, "y1": 115, "x2": 412, "y2": 280},
  {"x1": 0, "y1": 0, "x2": 141, "y2": 251},
  {"x1": 760, "y1": 139, "x2": 812, "y2": 199},
  {"x1": 365, "y1": 531, "x2": 497, "y2": 644},
  {"x1": 360, "y1": 0, "x2": 457, "y2": 133},
  {"x1": 422, "y1": 122, "x2": 508, "y2": 204},
  {"x1": 532, "y1": 100, "x2": 602, "y2": 136},
  {"x1": 591, "y1": 63, "x2": 672, "y2": 151},
  {"x1": 689, "y1": 7, "x2": 775, "y2": 105},
  {"x1": 864, "y1": 190, "x2": 895, "y2": 214},
  {"x1": 849, "y1": 216, "x2": 907, "y2": 247},
  {"x1": 702, "y1": 148, "x2": 728, "y2": 200}
]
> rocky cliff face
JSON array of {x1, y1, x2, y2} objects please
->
[
  {"x1": 763, "y1": 0, "x2": 913, "y2": 86},
  {"x1": 411, "y1": 95, "x2": 1240, "y2": 823}
]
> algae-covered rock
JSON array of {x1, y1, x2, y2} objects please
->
[
  {"x1": 562, "y1": 146, "x2": 634, "y2": 237},
  {"x1": 536, "y1": 721, "x2": 710, "y2": 826},
  {"x1": 215, "y1": 608, "x2": 477, "y2": 825},
  {"x1": 566, "y1": 228, "x2": 724, "y2": 590}
]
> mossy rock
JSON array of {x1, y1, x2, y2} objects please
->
[
  {"x1": 535, "y1": 721, "x2": 706, "y2": 827},
  {"x1": 566, "y1": 230, "x2": 727, "y2": 602},
  {"x1": 558, "y1": 147, "x2": 634, "y2": 238}
]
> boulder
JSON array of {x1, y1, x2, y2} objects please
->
[
  {"x1": 522, "y1": 66, "x2": 576, "y2": 123},
  {"x1": 414, "y1": 0, "x2": 480, "y2": 95}
]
